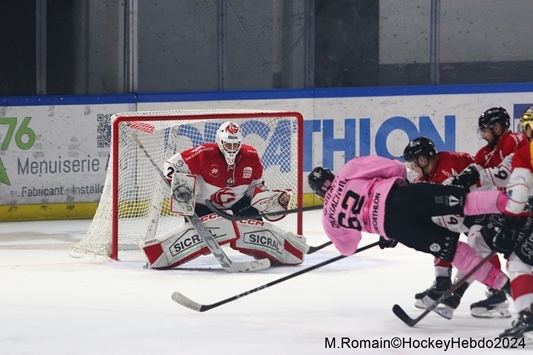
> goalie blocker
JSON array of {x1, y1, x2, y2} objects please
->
[{"x1": 140, "y1": 213, "x2": 308, "y2": 269}]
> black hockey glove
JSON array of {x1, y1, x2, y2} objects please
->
[
  {"x1": 450, "y1": 164, "x2": 480, "y2": 189},
  {"x1": 379, "y1": 236, "x2": 398, "y2": 249},
  {"x1": 481, "y1": 215, "x2": 517, "y2": 257}
]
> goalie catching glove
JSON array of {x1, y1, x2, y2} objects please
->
[
  {"x1": 250, "y1": 186, "x2": 295, "y2": 221},
  {"x1": 140, "y1": 213, "x2": 308, "y2": 269}
]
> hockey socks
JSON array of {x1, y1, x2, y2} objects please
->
[{"x1": 451, "y1": 242, "x2": 508, "y2": 290}]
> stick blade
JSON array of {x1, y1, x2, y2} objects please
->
[
  {"x1": 392, "y1": 304, "x2": 417, "y2": 327},
  {"x1": 229, "y1": 258, "x2": 271, "y2": 272},
  {"x1": 171, "y1": 292, "x2": 206, "y2": 312}
]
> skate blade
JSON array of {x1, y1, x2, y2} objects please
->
[
  {"x1": 471, "y1": 307, "x2": 512, "y2": 319},
  {"x1": 422, "y1": 297, "x2": 453, "y2": 319},
  {"x1": 434, "y1": 306, "x2": 454, "y2": 320},
  {"x1": 525, "y1": 331, "x2": 533, "y2": 345}
]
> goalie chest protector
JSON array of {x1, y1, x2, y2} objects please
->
[{"x1": 180, "y1": 143, "x2": 263, "y2": 187}]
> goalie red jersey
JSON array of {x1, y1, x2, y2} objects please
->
[{"x1": 165, "y1": 142, "x2": 263, "y2": 208}]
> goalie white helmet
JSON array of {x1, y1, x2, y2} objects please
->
[{"x1": 216, "y1": 121, "x2": 243, "y2": 166}]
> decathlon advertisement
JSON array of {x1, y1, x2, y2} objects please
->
[
  {"x1": 0, "y1": 86, "x2": 532, "y2": 220},
  {"x1": 138, "y1": 91, "x2": 533, "y2": 174}
]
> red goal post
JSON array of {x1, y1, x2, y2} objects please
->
[{"x1": 70, "y1": 109, "x2": 304, "y2": 259}]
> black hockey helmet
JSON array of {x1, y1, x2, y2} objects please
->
[
  {"x1": 308, "y1": 167, "x2": 335, "y2": 198},
  {"x1": 403, "y1": 136, "x2": 436, "y2": 162},
  {"x1": 478, "y1": 107, "x2": 510, "y2": 131}
]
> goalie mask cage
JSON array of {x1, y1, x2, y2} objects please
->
[{"x1": 70, "y1": 109, "x2": 304, "y2": 259}]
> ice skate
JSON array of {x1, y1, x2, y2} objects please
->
[
  {"x1": 499, "y1": 309, "x2": 533, "y2": 344},
  {"x1": 414, "y1": 276, "x2": 451, "y2": 309},
  {"x1": 423, "y1": 292, "x2": 462, "y2": 320},
  {"x1": 420, "y1": 276, "x2": 463, "y2": 319},
  {"x1": 470, "y1": 288, "x2": 511, "y2": 318}
]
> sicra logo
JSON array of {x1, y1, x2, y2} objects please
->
[{"x1": 0, "y1": 117, "x2": 36, "y2": 186}]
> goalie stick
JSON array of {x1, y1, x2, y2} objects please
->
[
  {"x1": 172, "y1": 241, "x2": 380, "y2": 312},
  {"x1": 205, "y1": 199, "x2": 323, "y2": 221},
  {"x1": 131, "y1": 134, "x2": 271, "y2": 273},
  {"x1": 204, "y1": 199, "x2": 332, "y2": 254},
  {"x1": 392, "y1": 250, "x2": 498, "y2": 327}
]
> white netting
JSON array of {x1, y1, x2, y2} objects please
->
[{"x1": 70, "y1": 109, "x2": 302, "y2": 258}]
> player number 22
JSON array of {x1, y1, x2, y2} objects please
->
[{"x1": 337, "y1": 191, "x2": 365, "y2": 230}]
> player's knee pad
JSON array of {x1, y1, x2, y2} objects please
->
[
  {"x1": 230, "y1": 219, "x2": 307, "y2": 265},
  {"x1": 140, "y1": 214, "x2": 237, "y2": 269},
  {"x1": 467, "y1": 224, "x2": 493, "y2": 256}
]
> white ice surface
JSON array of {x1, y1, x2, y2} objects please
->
[{"x1": 0, "y1": 211, "x2": 527, "y2": 354}]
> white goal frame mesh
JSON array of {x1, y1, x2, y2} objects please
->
[{"x1": 70, "y1": 109, "x2": 303, "y2": 259}]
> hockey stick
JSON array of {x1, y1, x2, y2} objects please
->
[
  {"x1": 392, "y1": 250, "x2": 498, "y2": 327},
  {"x1": 204, "y1": 199, "x2": 332, "y2": 254},
  {"x1": 172, "y1": 241, "x2": 380, "y2": 312},
  {"x1": 307, "y1": 241, "x2": 333, "y2": 254},
  {"x1": 131, "y1": 134, "x2": 271, "y2": 273},
  {"x1": 205, "y1": 199, "x2": 323, "y2": 221}
]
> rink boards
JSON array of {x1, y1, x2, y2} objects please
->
[{"x1": 1, "y1": 84, "x2": 532, "y2": 220}]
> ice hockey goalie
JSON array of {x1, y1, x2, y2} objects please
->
[{"x1": 139, "y1": 121, "x2": 307, "y2": 269}]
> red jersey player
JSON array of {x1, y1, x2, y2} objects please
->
[
  {"x1": 140, "y1": 121, "x2": 308, "y2": 269},
  {"x1": 479, "y1": 131, "x2": 533, "y2": 341},
  {"x1": 403, "y1": 137, "x2": 474, "y2": 314},
  {"x1": 447, "y1": 107, "x2": 528, "y2": 318}
]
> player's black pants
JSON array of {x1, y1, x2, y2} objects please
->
[
  {"x1": 502, "y1": 216, "x2": 533, "y2": 266},
  {"x1": 383, "y1": 183, "x2": 468, "y2": 262}
]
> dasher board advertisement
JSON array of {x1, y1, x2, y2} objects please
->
[{"x1": 0, "y1": 100, "x2": 135, "y2": 220}]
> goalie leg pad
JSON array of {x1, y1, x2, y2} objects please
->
[
  {"x1": 140, "y1": 214, "x2": 237, "y2": 269},
  {"x1": 230, "y1": 219, "x2": 307, "y2": 265}
]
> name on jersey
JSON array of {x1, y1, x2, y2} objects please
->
[
  {"x1": 326, "y1": 178, "x2": 347, "y2": 228},
  {"x1": 243, "y1": 230, "x2": 282, "y2": 252},
  {"x1": 371, "y1": 192, "x2": 381, "y2": 234}
]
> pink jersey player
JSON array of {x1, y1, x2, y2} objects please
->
[{"x1": 308, "y1": 156, "x2": 511, "y2": 318}]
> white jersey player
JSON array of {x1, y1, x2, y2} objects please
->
[{"x1": 140, "y1": 121, "x2": 307, "y2": 269}]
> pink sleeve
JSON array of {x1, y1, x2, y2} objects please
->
[
  {"x1": 340, "y1": 156, "x2": 406, "y2": 181},
  {"x1": 322, "y1": 214, "x2": 362, "y2": 255}
]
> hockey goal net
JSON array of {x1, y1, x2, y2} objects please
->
[{"x1": 70, "y1": 109, "x2": 303, "y2": 259}]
